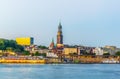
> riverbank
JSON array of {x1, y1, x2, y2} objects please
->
[
  {"x1": 0, "y1": 56, "x2": 46, "y2": 64},
  {"x1": 0, "y1": 59, "x2": 46, "y2": 64},
  {"x1": 0, "y1": 55, "x2": 120, "y2": 64}
]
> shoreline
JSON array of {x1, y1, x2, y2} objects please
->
[
  {"x1": 0, "y1": 62, "x2": 119, "y2": 64},
  {"x1": 0, "y1": 55, "x2": 120, "y2": 64}
]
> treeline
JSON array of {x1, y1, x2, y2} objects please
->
[
  {"x1": 0, "y1": 39, "x2": 24, "y2": 52},
  {"x1": 23, "y1": 51, "x2": 46, "y2": 57},
  {"x1": 38, "y1": 45, "x2": 48, "y2": 49}
]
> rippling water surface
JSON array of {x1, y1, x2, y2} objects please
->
[{"x1": 0, "y1": 64, "x2": 120, "y2": 79}]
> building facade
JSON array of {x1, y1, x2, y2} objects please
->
[
  {"x1": 64, "y1": 48, "x2": 78, "y2": 55},
  {"x1": 93, "y1": 47, "x2": 104, "y2": 55}
]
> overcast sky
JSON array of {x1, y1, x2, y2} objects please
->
[{"x1": 0, "y1": 0, "x2": 120, "y2": 47}]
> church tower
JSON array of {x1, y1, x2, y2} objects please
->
[
  {"x1": 49, "y1": 22, "x2": 64, "y2": 54},
  {"x1": 49, "y1": 38, "x2": 55, "y2": 50},
  {"x1": 57, "y1": 22, "x2": 63, "y2": 45},
  {"x1": 56, "y1": 22, "x2": 64, "y2": 54},
  {"x1": 49, "y1": 38, "x2": 57, "y2": 53}
]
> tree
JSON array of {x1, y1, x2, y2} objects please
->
[
  {"x1": 103, "y1": 53, "x2": 110, "y2": 56},
  {"x1": 38, "y1": 45, "x2": 48, "y2": 49},
  {"x1": 74, "y1": 59, "x2": 80, "y2": 64},
  {"x1": 6, "y1": 47, "x2": 13, "y2": 51},
  {"x1": 23, "y1": 51, "x2": 30, "y2": 55},
  {"x1": 40, "y1": 53, "x2": 46, "y2": 57},
  {"x1": 15, "y1": 45, "x2": 24, "y2": 52},
  {"x1": 0, "y1": 39, "x2": 6, "y2": 50},
  {"x1": 116, "y1": 51, "x2": 120, "y2": 56},
  {"x1": 34, "y1": 51, "x2": 40, "y2": 56},
  {"x1": 0, "y1": 39, "x2": 24, "y2": 52}
]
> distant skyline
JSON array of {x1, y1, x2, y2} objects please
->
[{"x1": 0, "y1": 0, "x2": 120, "y2": 47}]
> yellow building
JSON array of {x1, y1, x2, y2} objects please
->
[
  {"x1": 16, "y1": 37, "x2": 34, "y2": 46},
  {"x1": 64, "y1": 48, "x2": 78, "y2": 55},
  {"x1": 104, "y1": 46, "x2": 116, "y2": 50}
]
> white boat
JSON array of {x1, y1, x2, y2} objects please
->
[{"x1": 102, "y1": 59, "x2": 119, "y2": 64}]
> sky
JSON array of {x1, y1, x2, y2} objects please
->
[{"x1": 0, "y1": 0, "x2": 120, "y2": 47}]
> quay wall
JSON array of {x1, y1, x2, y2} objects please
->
[
  {"x1": 46, "y1": 55, "x2": 120, "y2": 64},
  {"x1": 0, "y1": 59, "x2": 46, "y2": 64}
]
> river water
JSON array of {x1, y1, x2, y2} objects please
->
[{"x1": 0, "y1": 64, "x2": 120, "y2": 79}]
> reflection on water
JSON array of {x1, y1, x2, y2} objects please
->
[{"x1": 0, "y1": 64, "x2": 120, "y2": 79}]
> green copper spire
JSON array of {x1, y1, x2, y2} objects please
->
[{"x1": 52, "y1": 38, "x2": 54, "y2": 43}]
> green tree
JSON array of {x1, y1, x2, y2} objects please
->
[
  {"x1": 0, "y1": 39, "x2": 24, "y2": 52},
  {"x1": 23, "y1": 51, "x2": 30, "y2": 55},
  {"x1": 74, "y1": 59, "x2": 80, "y2": 64},
  {"x1": 0, "y1": 39, "x2": 6, "y2": 50},
  {"x1": 15, "y1": 45, "x2": 24, "y2": 52},
  {"x1": 116, "y1": 51, "x2": 120, "y2": 56},
  {"x1": 103, "y1": 53, "x2": 110, "y2": 56},
  {"x1": 34, "y1": 51, "x2": 40, "y2": 56},
  {"x1": 38, "y1": 45, "x2": 48, "y2": 49},
  {"x1": 6, "y1": 47, "x2": 13, "y2": 51},
  {"x1": 40, "y1": 53, "x2": 46, "y2": 57}
]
